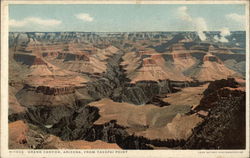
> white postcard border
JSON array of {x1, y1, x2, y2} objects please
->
[{"x1": 1, "y1": 1, "x2": 249, "y2": 158}]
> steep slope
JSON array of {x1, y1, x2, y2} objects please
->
[
  {"x1": 172, "y1": 52, "x2": 197, "y2": 72},
  {"x1": 224, "y1": 59, "x2": 245, "y2": 76},
  {"x1": 127, "y1": 54, "x2": 190, "y2": 83},
  {"x1": 8, "y1": 32, "x2": 246, "y2": 150},
  {"x1": 46, "y1": 45, "x2": 119, "y2": 75},
  {"x1": 184, "y1": 53, "x2": 239, "y2": 81},
  {"x1": 16, "y1": 57, "x2": 90, "y2": 108},
  {"x1": 89, "y1": 98, "x2": 202, "y2": 140},
  {"x1": 9, "y1": 120, "x2": 121, "y2": 149},
  {"x1": 184, "y1": 78, "x2": 245, "y2": 149},
  {"x1": 26, "y1": 57, "x2": 89, "y2": 86}
]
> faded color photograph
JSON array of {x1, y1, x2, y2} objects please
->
[{"x1": 8, "y1": 4, "x2": 246, "y2": 150}]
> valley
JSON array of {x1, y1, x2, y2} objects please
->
[{"x1": 8, "y1": 31, "x2": 246, "y2": 149}]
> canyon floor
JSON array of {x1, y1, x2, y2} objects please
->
[{"x1": 8, "y1": 31, "x2": 246, "y2": 149}]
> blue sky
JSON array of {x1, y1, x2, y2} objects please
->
[{"x1": 9, "y1": 4, "x2": 246, "y2": 32}]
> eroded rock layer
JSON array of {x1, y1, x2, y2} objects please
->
[{"x1": 9, "y1": 31, "x2": 246, "y2": 149}]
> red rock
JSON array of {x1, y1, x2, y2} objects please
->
[
  {"x1": 143, "y1": 58, "x2": 157, "y2": 65},
  {"x1": 9, "y1": 120, "x2": 29, "y2": 146},
  {"x1": 32, "y1": 57, "x2": 47, "y2": 65}
]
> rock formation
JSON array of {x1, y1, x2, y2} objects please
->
[
  {"x1": 184, "y1": 78, "x2": 245, "y2": 149},
  {"x1": 8, "y1": 31, "x2": 246, "y2": 150}
]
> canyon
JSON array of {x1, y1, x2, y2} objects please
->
[{"x1": 9, "y1": 31, "x2": 246, "y2": 149}]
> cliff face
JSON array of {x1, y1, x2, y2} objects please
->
[
  {"x1": 203, "y1": 54, "x2": 223, "y2": 64},
  {"x1": 63, "y1": 53, "x2": 90, "y2": 62},
  {"x1": 35, "y1": 86, "x2": 75, "y2": 95},
  {"x1": 83, "y1": 51, "x2": 185, "y2": 105},
  {"x1": 42, "y1": 52, "x2": 58, "y2": 58},
  {"x1": 9, "y1": 48, "x2": 200, "y2": 149},
  {"x1": 213, "y1": 53, "x2": 245, "y2": 63},
  {"x1": 202, "y1": 78, "x2": 239, "y2": 97},
  {"x1": 32, "y1": 57, "x2": 48, "y2": 65},
  {"x1": 9, "y1": 32, "x2": 246, "y2": 150},
  {"x1": 184, "y1": 78, "x2": 246, "y2": 149},
  {"x1": 9, "y1": 120, "x2": 121, "y2": 149},
  {"x1": 124, "y1": 54, "x2": 190, "y2": 83},
  {"x1": 183, "y1": 53, "x2": 239, "y2": 82},
  {"x1": 16, "y1": 86, "x2": 87, "y2": 108},
  {"x1": 9, "y1": 90, "x2": 27, "y2": 122},
  {"x1": 14, "y1": 53, "x2": 36, "y2": 66}
]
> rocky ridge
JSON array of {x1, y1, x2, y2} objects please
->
[{"x1": 8, "y1": 32, "x2": 246, "y2": 149}]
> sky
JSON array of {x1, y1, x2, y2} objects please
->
[{"x1": 9, "y1": 4, "x2": 246, "y2": 32}]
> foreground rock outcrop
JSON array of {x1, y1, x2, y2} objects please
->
[
  {"x1": 184, "y1": 78, "x2": 246, "y2": 149},
  {"x1": 8, "y1": 32, "x2": 246, "y2": 150},
  {"x1": 9, "y1": 120, "x2": 121, "y2": 149}
]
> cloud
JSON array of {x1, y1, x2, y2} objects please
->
[
  {"x1": 226, "y1": 13, "x2": 245, "y2": 23},
  {"x1": 218, "y1": 36, "x2": 229, "y2": 43},
  {"x1": 214, "y1": 35, "x2": 220, "y2": 41},
  {"x1": 214, "y1": 27, "x2": 231, "y2": 43},
  {"x1": 193, "y1": 17, "x2": 208, "y2": 41},
  {"x1": 177, "y1": 6, "x2": 192, "y2": 22},
  {"x1": 9, "y1": 19, "x2": 27, "y2": 27},
  {"x1": 177, "y1": 6, "x2": 208, "y2": 41},
  {"x1": 75, "y1": 13, "x2": 94, "y2": 22},
  {"x1": 220, "y1": 27, "x2": 231, "y2": 37},
  {"x1": 9, "y1": 17, "x2": 61, "y2": 27}
]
